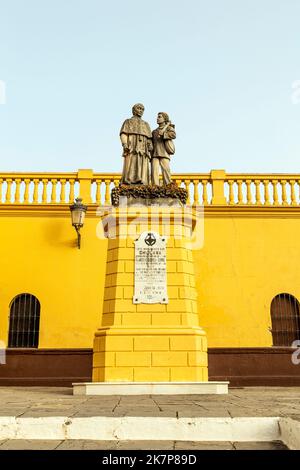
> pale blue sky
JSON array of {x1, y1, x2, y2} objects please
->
[{"x1": 0, "y1": 0, "x2": 300, "y2": 173}]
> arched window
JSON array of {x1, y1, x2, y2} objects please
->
[
  {"x1": 270, "y1": 293, "x2": 300, "y2": 346},
  {"x1": 8, "y1": 294, "x2": 40, "y2": 348}
]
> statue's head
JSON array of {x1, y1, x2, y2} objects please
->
[
  {"x1": 157, "y1": 112, "x2": 169, "y2": 124},
  {"x1": 132, "y1": 103, "x2": 145, "y2": 117}
]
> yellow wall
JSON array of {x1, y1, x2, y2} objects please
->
[
  {"x1": 195, "y1": 214, "x2": 300, "y2": 347},
  {"x1": 0, "y1": 206, "x2": 299, "y2": 349},
  {"x1": 0, "y1": 210, "x2": 107, "y2": 348}
]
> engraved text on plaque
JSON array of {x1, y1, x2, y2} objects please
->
[{"x1": 133, "y1": 231, "x2": 168, "y2": 304}]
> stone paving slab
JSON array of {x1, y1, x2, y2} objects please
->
[
  {"x1": 0, "y1": 387, "x2": 298, "y2": 418},
  {"x1": 0, "y1": 440, "x2": 288, "y2": 450},
  {"x1": 116, "y1": 441, "x2": 175, "y2": 450},
  {"x1": 0, "y1": 440, "x2": 63, "y2": 450},
  {"x1": 176, "y1": 441, "x2": 235, "y2": 450},
  {"x1": 233, "y1": 441, "x2": 288, "y2": 450},
  {"x1": 56, "y1": 440, "x2": 119, "y2": 450},
  {"x1": 19, "y1": 410, "x2": 80, "y2": 417}
]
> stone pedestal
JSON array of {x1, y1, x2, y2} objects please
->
[
  {"x1": 92, "y1": 205, "x2": 208, "y2": 383},
  {"x1": 120, "y1": 196, "x2": 183, "y2": 207}
]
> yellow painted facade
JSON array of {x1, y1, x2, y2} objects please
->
[
  {"x1": 0, "y1": 210, "x2": 107, "y2": 348},
  {"x1": 0, "y1": 169, "x2": 300, "y2": 354},
  {"x1": 196, "y1": 214, "x2": 300, "y2": 347}
]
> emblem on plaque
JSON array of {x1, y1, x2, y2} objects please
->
[
  {"x1": 145, "y1": 233, "x2": 156, "y2": 246},
  {"x1": 133, "y1": 231, "x2": 168, "y2": 304}
]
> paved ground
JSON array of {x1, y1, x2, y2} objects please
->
[
  {"x1": 0, "y1": 387, "x2": 298, "y2": 450},
  {"x1": 0, "y1": 386, "x2": 299, "y2": 418},
  {"x1": 0, "y1": 440, "x2": 288, "y2": 450}
]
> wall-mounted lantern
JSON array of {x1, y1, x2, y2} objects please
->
[{"x1": 69, "y1": 198, "x2": 87, "y2": 249}]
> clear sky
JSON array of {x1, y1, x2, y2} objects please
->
[{"x1": 0, "y1": 0, "x2": 300, "y2": 173}]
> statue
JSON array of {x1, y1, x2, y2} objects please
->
[
  {"x1": 151, "y1": 112, "x2": 176, "y2": 186},
  {"x1": 120, "y1": 103, "x2": 153, "y2": 185},
  {"x1": 112, "y1": 108, "x2": 186, "y2": 206}
]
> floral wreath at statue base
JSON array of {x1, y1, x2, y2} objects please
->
[{"x1": 111, "y1": 183, "x2": 188, "y2": 206}]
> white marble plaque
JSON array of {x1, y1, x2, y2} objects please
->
[{"x1": 133, "y1": 231, "x2": 168, "y2": 304}]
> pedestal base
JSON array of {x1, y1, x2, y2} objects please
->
[
  {"x1": 92, "y1": 327, "x2": 208, "y2": 382},
  {"x1": 93, "y1": 207, "x2": 209, "y2": 384},
  {"x1": 73, "y1": 381, "x2": 229, "y2": 395},
  {"x1": 120, "y1": 197, "x2": 183, "y2": 207}
]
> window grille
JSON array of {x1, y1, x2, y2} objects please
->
[
  {"x1": 270, "y1": 293, "x2": 300, "y2": 346},
  {"x1": 8, "y1": 294, "x2": 40, "y2": 348}
]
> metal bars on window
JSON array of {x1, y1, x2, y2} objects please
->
[
  {"x1": 8, "y1": 294, "x2": 40, "y2": 348},
  {"x1": 270, "y1": 293, "x2": 300, "y2": 346}
]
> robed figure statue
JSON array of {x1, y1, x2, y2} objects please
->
[
  {"x1": 151, "y1": 112, "x2": 176, "y2": 186},
  {"x1": 120, "y1": 103, "x2": 153, "y2": 185}
]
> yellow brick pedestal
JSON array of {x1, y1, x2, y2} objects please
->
[{"x1": 92, "y1": 206, "x2": 209, "y2": 383}]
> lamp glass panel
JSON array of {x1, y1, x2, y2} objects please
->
[
  {"x1": 79, "y1": 210, "x2": 86, "y2": 225},
  {"x1": 71, "y1": 208, "x2": 84, "y2": 226}
]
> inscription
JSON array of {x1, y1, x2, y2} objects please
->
[{"x1": 133, "y1": 231, "x2": 168, "y2": 304}]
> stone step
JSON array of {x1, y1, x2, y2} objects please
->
[{"x1": 0, "y1": 439, "x2": 289, "y2": 450}]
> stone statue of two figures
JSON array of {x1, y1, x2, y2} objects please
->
[{"x1": 120, "y1": 103, "x2": 176, "y2": 186}]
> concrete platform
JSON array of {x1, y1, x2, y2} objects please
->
[
  {"x1": 0, "y1": 386, "x2": 299, "y2": 449},
  {"x1": 73, "y1": 381, "x2": 229, "y2": 396}
]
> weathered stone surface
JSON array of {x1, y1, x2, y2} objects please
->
[
  {"x1": 0, "y1": 439, "x2": 288, "y2": 450},
  {"x1": 233, "y1": 441, "x2": 288, "y2": 450},
  {"x1": 133, "y1": 231, "x2": 167, "y2": 304},
  {"x1": 119, "y1": 104, "x2": 152, "y2": 186},
  {"x1": 122, "y1": 196, "x2": 182, "y2": 207},
  {"x1": 56, "y1": 440, "x2": 119, "y2": 450},
  {"x1": 117, "y1": 440, "x2": 174, "y2": 450},
  {"x1": 174, "y1": 441, "x2": 234, "y2": 450},
  {"x1": 0, "y1": 440, "x2": 62, "y2": 450},
  {"x1": 0, "y1": 386, "x2": 299, "y2": 419}
]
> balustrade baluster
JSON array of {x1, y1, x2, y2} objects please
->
[
  {"x1": 281, "y1": 180, "x2": 287, "y2": 205},
  {"x1": 202, "y1": 181, "x2": 208, "y2": 204},
  {"x1": 237, "y1": 180, "x2": 243, "y2": 204},
  {"x1": 23, "y1": 179, "x2": 30, "y2": 203},
  {"x1": 254, "y1": 180, "x2": 261, "y2": 205},
  {"x1": 228, "y1": 180, "x2": 234, "y2": 205},
  {"x1": 33, "y1": 179, "x2": 39, "y2": 203},
  {"x1": 246, "y1": 180, "x2": 252, "y2": 204},
  {"x1": 263, "y1": 180, "x2": 270, "y2": 205},
  {"x1": 60, "y1": 179, "x2": 66, "y2": 203},
  {"x1": 15, "y1": 179, "x2": 21, "y2": 203},
  {"x1": 69, "y1": 179, "x2": 75, "y2": 203},
  {"x1": 5, "y1": 178, "x2": 12, "y2": 203},
  {"x1": 51, "y1": 179, "x2": 57, "y2": 203},
  {"x1": 193, "y1": 180, "x2": 199, "y2": 205},
  {"x1": 105, "y1": 179, "x2": 111, "y2": 205},
  {"x1": 290, "y1": 180, "x2": 296, "y2": 206},
  {"x1": 95, "y1": 180, "x2": 101, "y2": 205},
  {"x1": 272, "y1": 180, "x2": 278, "y2": 206},
  {"x1": 184, "y1": 179, "x2": 190, "y2": 204},
  {"x1": 42, "y1": 179, "x2": 48, "y2": 203}
]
